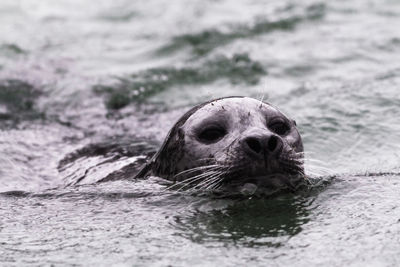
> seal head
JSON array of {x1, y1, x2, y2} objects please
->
[{"x1": 136, "y1": 96, "x2": 304, "y2": 194}]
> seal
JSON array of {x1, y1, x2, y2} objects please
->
[{"x1": 136, "y1": 96, "x2": 304, "y2": 195}]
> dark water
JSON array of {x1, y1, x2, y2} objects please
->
[{"x1": 1, "y1": 0, "x2": 400, "y2": 266}]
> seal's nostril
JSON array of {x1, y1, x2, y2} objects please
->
[
  {"x1": 267, "y1": 136, "x2": 278, "y2": 152},
  {"x1": 246, "y1": 137, "x2": 262, "y2": 154}
]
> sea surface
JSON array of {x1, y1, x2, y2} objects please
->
[{"x1": 1, "y1": 0, "x2": 400, "y2": 266}]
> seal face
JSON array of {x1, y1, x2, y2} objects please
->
[{"x1": 136, "y1": 96, "x2": 304, "y2": 194}]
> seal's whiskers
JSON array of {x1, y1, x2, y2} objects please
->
[
  {"x1": 164, "y1": 169, "x2": 219, "y2": 191},
  {"x1": 165, "y1": 163, "x2": 229, "y2": 193},
  {"x1": 191, "y1": 172, "x2": 223, "y2": 190},
  {"x1": 190, "y1": 175, "x2": 223, "y2": 193},
  {"x1": 174, "y1": 164, "x2": 219, "y2": 178}
]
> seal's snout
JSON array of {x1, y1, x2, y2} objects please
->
[{"x1": 242, "y1": 133, "x2": 282, "y2": 159}]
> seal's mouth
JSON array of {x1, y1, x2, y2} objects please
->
[
  {"x1": 167, "y1": 154, "x2": 305, "y2": 196},
  {"x1": 165, "y1": 170, "x2": 305, "y2": 197},
  {"x1": 222, "y1": 173, "x2": 305, "y2": 196}
]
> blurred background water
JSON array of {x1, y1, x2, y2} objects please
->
[{"x1": 1, "y1": 0, "x2": 400, "y2": 266}]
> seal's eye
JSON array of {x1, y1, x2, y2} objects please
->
[
  {"x1": 198, "y1": 126, "x2": 226, "y2": 143},
  {"x1": 269, "y1": 121, "x2": 290, "y2": 136}
]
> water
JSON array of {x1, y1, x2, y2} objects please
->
[{"x1": 1, "y1": 0, "x2": 400, "y2": 266}]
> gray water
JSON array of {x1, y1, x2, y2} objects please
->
[{"x1": 1, "y1": 0, "x2": 400, "y2": 266}]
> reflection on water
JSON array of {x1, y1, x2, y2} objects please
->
[
  {"x1": 94, "y1": 53, "x2": 266, "y2": 109},
  {"x1": 0, "y1": 79, "x2": 43, "y2": 127},
  {"x1": 158, "y1": 3, "x2": 325, "y2": 56},
  {"x1": 174, "y1": 195, "x2": 312, "y2": 247},
  {"x1": 1, "y1": 0, "x2": 400, "y2": 265}
]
